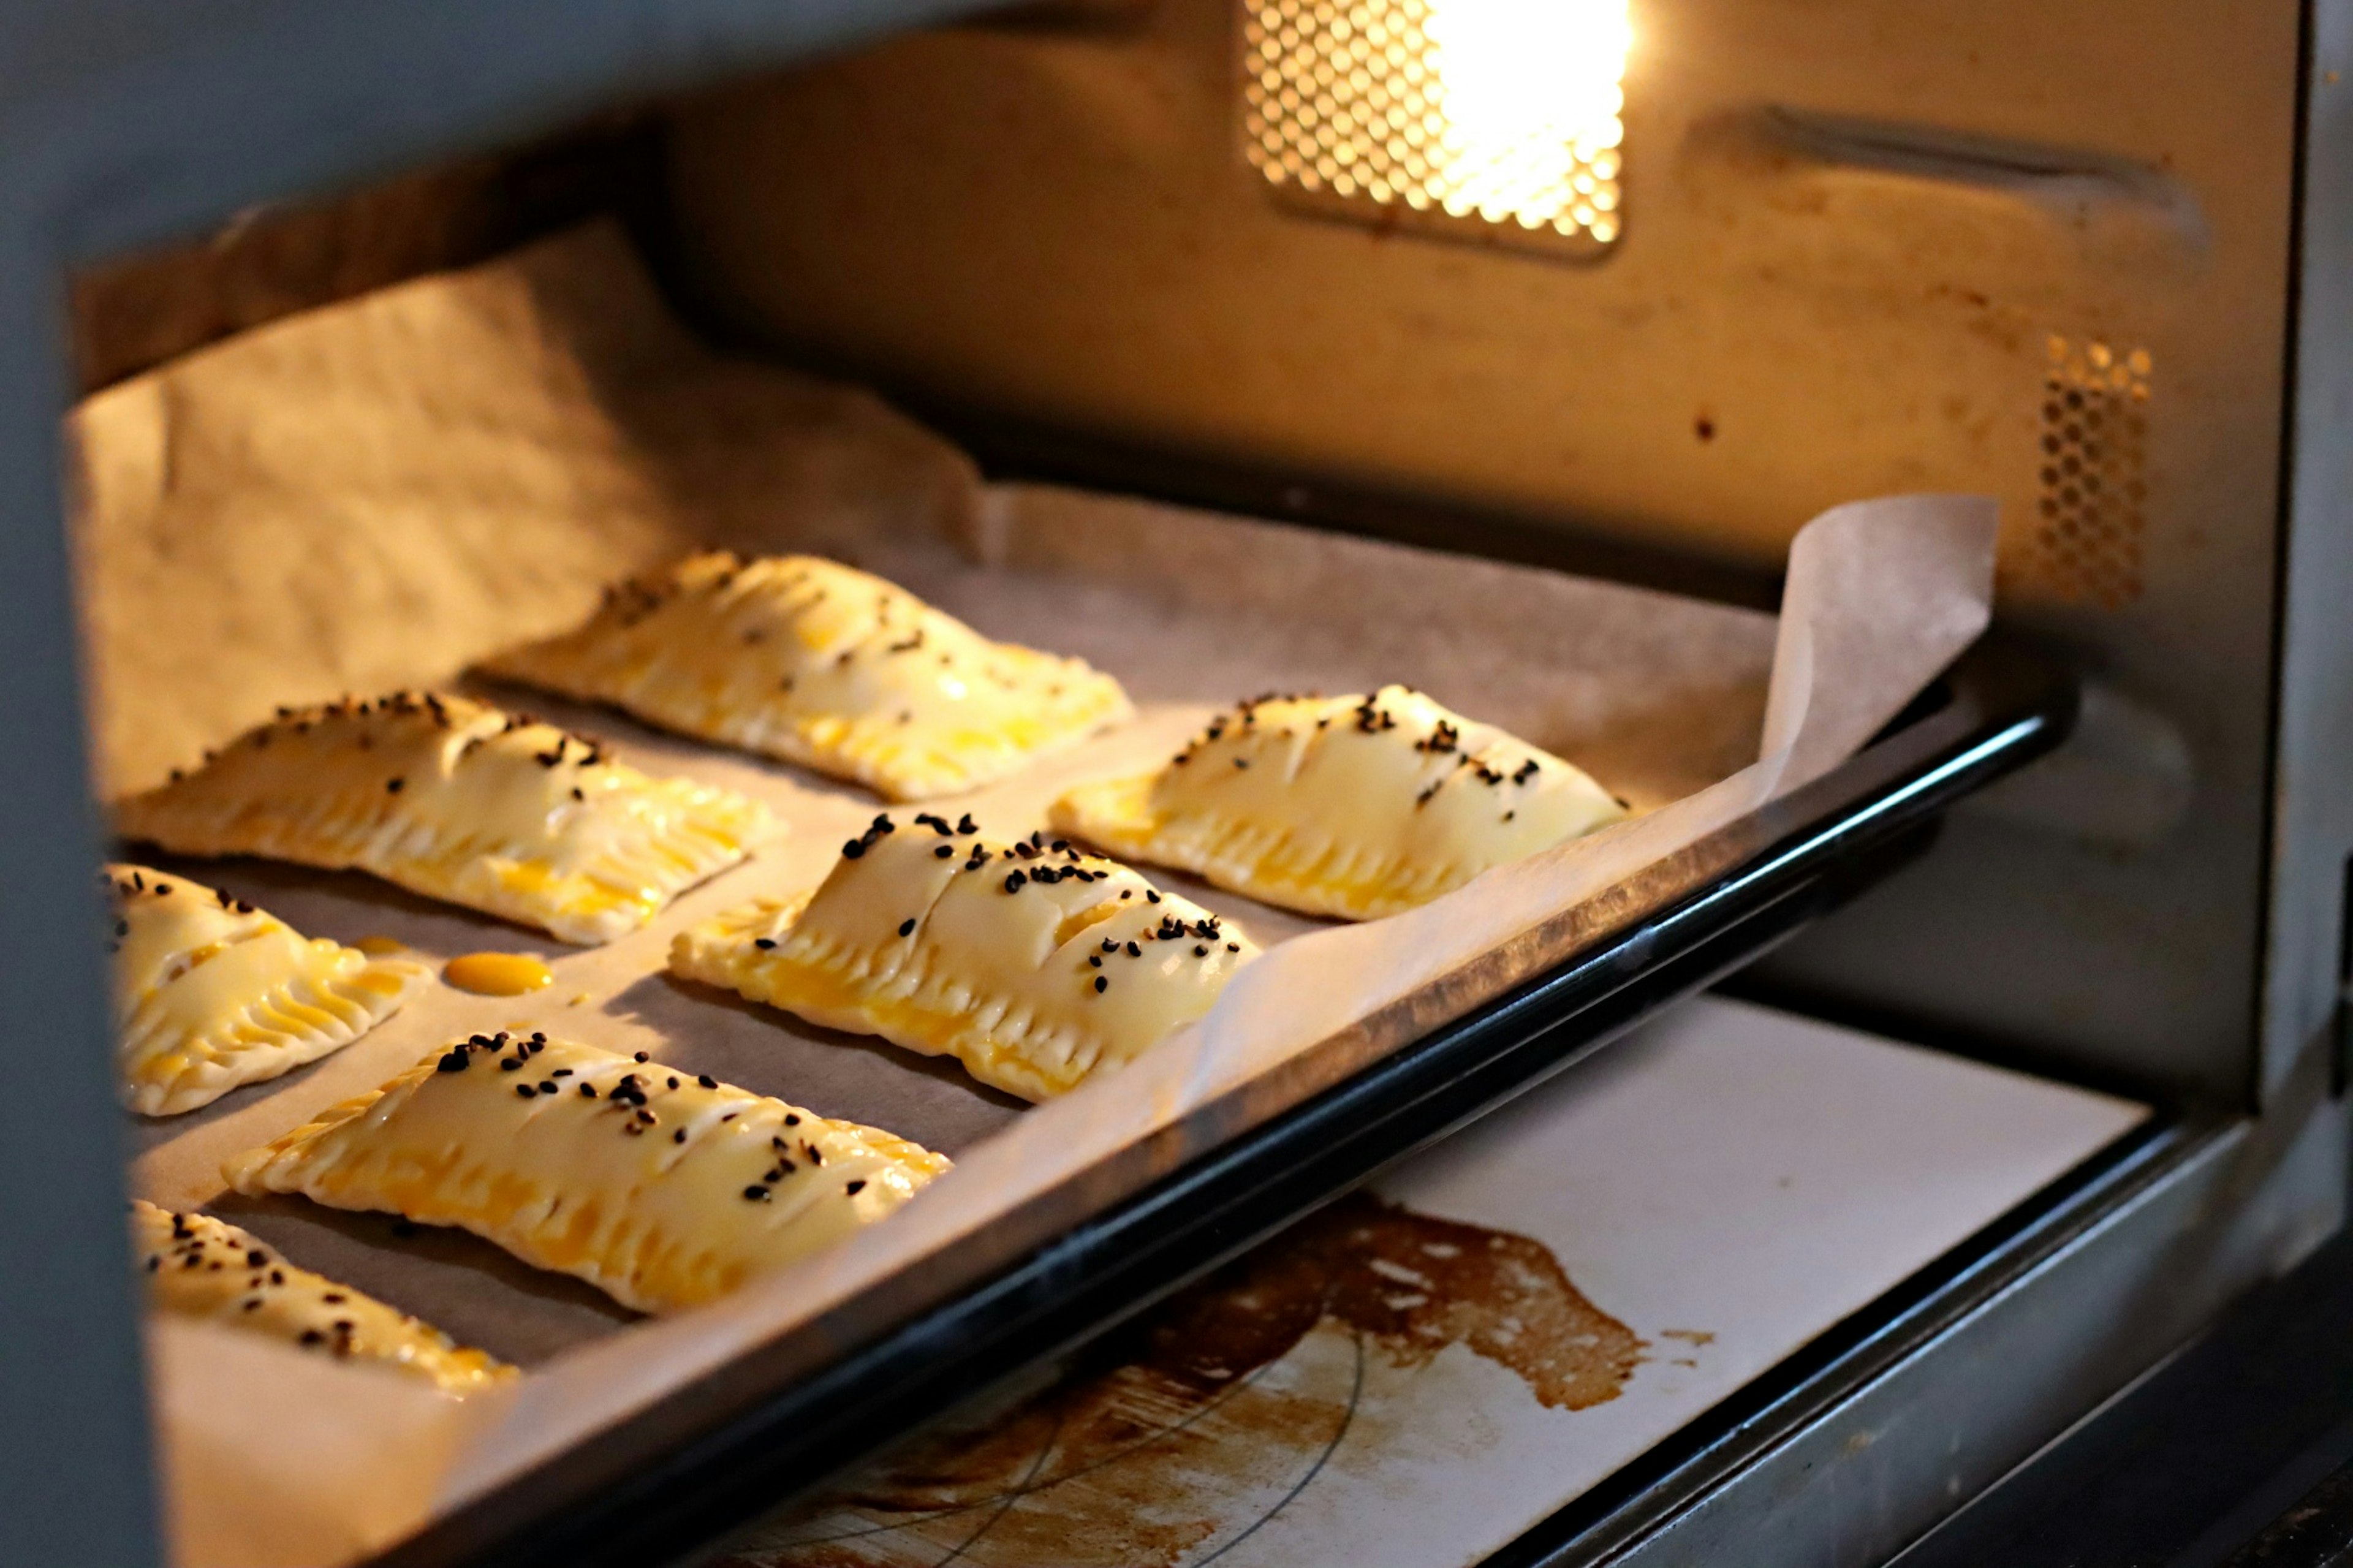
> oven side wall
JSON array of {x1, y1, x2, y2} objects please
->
[{"x1": 2269, "y1": 2, "x2": 2353, "y2": 1111}]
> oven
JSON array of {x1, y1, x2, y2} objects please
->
[{"x1": 3, "y1": 0, "x2": 2347, "y2": 1564}]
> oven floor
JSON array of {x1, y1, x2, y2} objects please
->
[{"x1": 711, "y1": 995, "x2": 2148, "y2": 1568}]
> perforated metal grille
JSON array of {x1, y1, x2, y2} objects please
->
[
  {"x1": 2032, "y1": 336, "x2": 2151, "y2": 609},
  {"x1": 1240, "y1": 0, "x2": 1627, "y2": 255}
]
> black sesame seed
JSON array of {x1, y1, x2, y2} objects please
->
[
  {"x1": 436, "y1": 1051, "x2": 469, "y2": 1073},
  {"x1": 898, "y1": 918, "x2": 916, "y2": 936},
  {"x1": 743, "y1": 1186, "x2": 770, "y2": 1201},
  {"x1": 846, "y1": 1180, "x2": 867, "y2": 1196},
  {"x1": 634, "y1": 1051, "x2": 651, "y2": 1062},
  {"x1": 1089, "y1": 955, "x2": 1102, "y2": 968},
  {"x1": 578, "y1": 1083, "x2": 597, "y2": 1097},
  {"x1": 1146, "y1": 892, "x2": 1161, "y2": 904},
  {"x1": 934, "y1": 845, "x2": 954, "y2": 858},
  {"x1": 516, "y1": 1085, "x2": 536, "y2": 1098},
  {"x1": 1227, "y1": 942, "x2": 1241, "y2": 952},
  {"x1": 698, "y1": 1074, "x2": 718, "y2": 1089},
  {"x1": 754, "y1": 937, "x2": 776, "y2": 949},
  {"x1": 1195, "y1": 945, "x2": 1209, "y2": 956},
  {"x1": 1094, "y1": 975, "x2": 1109, "y2": 993},
  {"x1": 386, "y1": 778, "x2": 404, "y2": 793},
  {"x1": 673, "y1": 1129, "x2": 687, "y2": 1143},
  {"x1": 538, "y1": 1081, "x2": 558, "y2": 1094},
  {"x1": 784, "y1": 1113, "x2": 801, "y2": 1126},
  {"x1": 843, "y1": 839, "x2": 866, "y2": 858}
]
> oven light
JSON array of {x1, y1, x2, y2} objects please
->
[{"x1": 1242, "y1": 0, "x2": 1630, "y2": 253}]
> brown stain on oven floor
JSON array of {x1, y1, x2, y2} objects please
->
[{"x1": 720, "y1": 1192, "x2": 1645, "y2": 1568}]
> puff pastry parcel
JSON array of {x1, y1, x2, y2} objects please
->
[
  {"x1": 482, "y1": 552, "x2": 1132, "y2": 801},
  {"x1": 672, "y1": 813, "x2": 1259, "y2": 1101},
  {"x1": 1051, "y1": 686, "x2": 1628, "y2": 922},
  {"x1": 115, "y1": 692, "x2": 773, "y2": 945},
  {"x1": 106, "y1": 864, "x2": 428, "y2": 1116},
  {"x1": 133, "y1": 1200, "x2": 512, "y2": 1395},
  {"x1": 223, "y1": 1033, "x2": 950, "y2": 1313}
]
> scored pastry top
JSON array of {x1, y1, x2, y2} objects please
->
[
  {"x1": 672, "y1": 812, "x2": 1258, "y2": 1102},
  {"x1": 1050, "y1": 686, "x2": 1628, "y2": 921},
  {"x1": 132, "y1": 1200, "x2": 513, "y2": 1395},
  {"x1": 105, "y1": 863, "x2": 426, "y2": 1116},
  {"x1": 223, "y1": 1032, "x2": 951, "y2": 1314},
  {"x1": 482, "y1": 552, "x2": 1132, "y2": 801},
  {"x1": 114, "y1": 691, "x2": 774, "y2": 945}
]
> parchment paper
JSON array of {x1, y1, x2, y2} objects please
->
[{"x1": 70, "y1": 223, "x2": 1993, "y2": 1565}]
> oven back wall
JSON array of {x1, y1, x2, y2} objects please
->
[{"x1": 665, "y1": 0, "x2": 2303, "y2": 1102}]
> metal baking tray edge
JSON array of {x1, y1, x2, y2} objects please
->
[{"x1": 370, "y1": 638, "x2": 2076, "y2": 1568}]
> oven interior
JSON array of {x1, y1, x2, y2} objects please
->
[{"x1": 10, "y1": 0, "x2": 2353, "y2": 1564}]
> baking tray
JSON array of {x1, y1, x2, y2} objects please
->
[{"x1": 370, "y1": 634, "x2": 2074, "y2": 1568}]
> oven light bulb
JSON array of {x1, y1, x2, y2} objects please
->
[
  {"x1": 1428, "y1": 0, "x2": 1629, "y2": 222},
  {"x1": 1242, "y1": 0, "x2": 1631, "y2": 251}
]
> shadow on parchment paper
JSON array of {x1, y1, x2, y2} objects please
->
[
  {"x1": 610, "y1": 968, "x2": 1031, "y2": 1157},
  {"x1": 717, "y1": 1192, "x2": 1646, "y2": 1568},
  {"x1": 203, "y1": 1191, "x2": 636, "y2": 1367}
]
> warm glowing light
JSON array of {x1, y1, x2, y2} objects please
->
[
  {"x1": 1425, "y1": 0, "x2": 1626, "y2": 222},
  {"x1": 1241, "y1": 0, "x2": 1630, "y2": 250}
]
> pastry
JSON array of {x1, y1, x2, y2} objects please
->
[
  {"x1": 132, "y1": 1200, "x2": 512, "y2": 1395},
  {"x1": 1051, "y1": 686, "x2": 1628, "y2": 921},
  {"x1": 222, "y1": 1033, "x2": 950, "y2": 1313},
  {"x1": 671, "y1": 812, "x2": 1258, "y2": 1101},
  {"x1": 115, "y1": 692, "x2": 774, "y2": 945},
  {"x1": 482, "y1": 552, "x2": 1131, "y2": 800},
  {"x1": 105, "y1": 864, "x2": 428, "y2": 1116}
]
